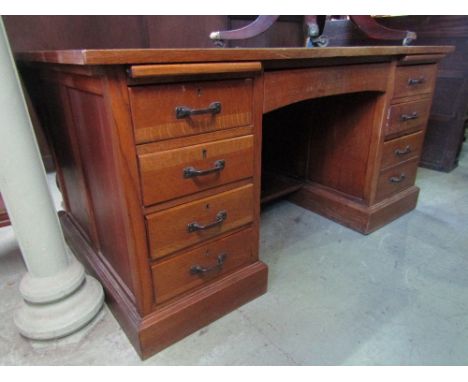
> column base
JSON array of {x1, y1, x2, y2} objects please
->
[
  {"x1": 19, "y1": 254, "x2": 85, "y2": 303},
  {"x1": 14, "y1": 276, "x2": 104, "y2": 340}
]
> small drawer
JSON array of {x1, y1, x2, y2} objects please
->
[
  {"x1": 381, "y1": 131, "x2": 424, "y2": 170},
  {"x1": 385, "y1": 99, "x2": 431, "y2": 139},
  {"x1": 151, "y1": 228, "x2": 256, "y2": 304},
  {"x1": 146, "y1": 184, "x2": 254, "y2": 260},
  {"x1": 129, "y1": 79, "x2": 254, "y2": 144},
  {"x1": 393, "y1": 64, "x2": 437, "y2": 99},
  {"x1": 375, "y1": 159, "x2": 419, "y2": 202},
  {"x1": 138, "y1": 135, "x2": 254, "y2": 206}
]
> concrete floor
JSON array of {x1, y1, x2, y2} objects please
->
[{"x1": 1, "y1": 145, "x2": 467, "y2": 365}]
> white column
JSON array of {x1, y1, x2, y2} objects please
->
[{"x1": 0, "y1": 20, "x2": 104, "y2": 339}]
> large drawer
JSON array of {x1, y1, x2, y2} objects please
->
[
  {"x1": 381, "y1": 131, "x2": 424, "y2": 170},
  {"x1": 138, "y1": 135, "x2": 254, "y2": 206},
  {"x1": 146, "y1": 184, "x2": 254, "y2": 260},
  {"x1": 375, "y1": 159, "x2": 419, "y2": 202},
  {"x1": 129, "y1": 78, "x2": 254, "y2": 144},
  {"x1": 393, "y1": 64, "x2": 437, "y2": 99},
  {"x1": 151, "y1": 228, "x2": 256, "y2": 304},
  {"x1": 385, "y1": 99, "x2": 431, "y2": 139}
]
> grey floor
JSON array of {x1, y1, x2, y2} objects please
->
[{"x1": 1, "y1": 145, "x2": 467, "y2": 365}]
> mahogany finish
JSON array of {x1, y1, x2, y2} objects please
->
[
  {"x1": 263, "y1": 62, "x2": 389, "y2": 113},
  {"x1": 375, "y1": 158, "x2": 420, "y2": 202},
  {"x1": 381, "y1": 131, "x2": 424, "y2": 170},
  {"x1": 385, "y1": 99, "x2": 432, "y2": 139},
  {"x1": 129, "y1": 78, "x2": 254, "y2": 143},
  {"x1": 18, "y1": 45, "x2": 452, "y2": 359},
  {"x1": 151, "y1": 227, "x2": 256, "y2": 304},
  {"x1": 146, "y1": 184, "x2": 254, "y2": 260},
  {"x1": 392, "y1": 64, "x2": 437, "y2": 99},
  {"x1": 138, "y1": 135, "x2": 254, "y2": 205}
]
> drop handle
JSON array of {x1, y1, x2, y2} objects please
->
[
  {"x1": 394, "y1": 145, "x2": 412, "y2": 156},
  {"x1": 183, "y1": 160, "x2": 225, "y2": 178},
  {"x1": 190, "y1": 253, "x2": 227, "y2": 276},
  {"x1": 408, "y1": 77, "x2": 425, "y2": 86},
  {"x1": 389, "y1": 173, "x2": 406, "y2": 183},
  {"x1": 175, "y1": 101, "x2": 222, "y2": 119},
  {"x1": 400, "y1": 112, "x2": 419, "y2": 122},
  {"x1": 187, "y1": 210, "x2": 227, "y2": 233}
]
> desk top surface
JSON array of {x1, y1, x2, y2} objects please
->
[{"x1": 17, "y1": 46, "x2": 454, "y2": 66}]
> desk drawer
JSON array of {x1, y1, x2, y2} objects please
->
[
  {"x1": 151, "y1": 228, "x2": 255, "y2": 304},
  {"x1": 129, "y1": 79, "x2": 253, "y2": 144},
  {"x1": 375, "y1": 159, "x2": 419, "y2": 202},
  {"x1": 393, "y1": 64, "x2": 437, "y2": 99},
  {"x1": 139, "y1": 135, "x2": 254, "y2": 206},
  {"x1": 146, "y1": 184, "x2": 254, "y2": 260},
  {"x1": 381, "y1": 131, "x2": 424, "y2": 170},
  {"x1": 385, "y1": 99, "x2": 431, "y2": 139}
]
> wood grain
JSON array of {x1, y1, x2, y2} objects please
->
[
  {"x1": 263, "y1": 63, "x2": 389, "y2": 113},
  {"x1": 138, "y1": 135, "x2": 254, "y2": 206},
  {"x1": 393, "y1": 64, "x2": 438, "y2": 99},
  {"x1": 289, "y1": 182, "x2": 420, "y2": 234},
  {"x1": 151, "y1": 228, "x2": 256, "y2": 304},
  {"x1": 375, "y1": 158, "x2": 419, "y2": 202},
  {"x1": 129, "y1": 62, "x2": 262, "y2": 78},
  {"x1": 146, "y1": 184, "x2": 254, "y2": 260},
  {"x1": 385, "y1": 98, "x2": 432, "y2": 139},
  {"x1": 101, "y1": 68, "x2": 156, "y2": 315},
  {"x1": 129, "y1": 78, "x2": 253, "y2": 143},
  {"x1": 16, "y1": 46, "x2": 454, "y2": 65},
  {"x1": 306, "y1": 92, "x2": 381, "y2": 201},
  {"x1": 140, "y1": 261, "x2": 268, "y2": 359},
  {"x1": 381, "y1": 131, "x2": 424, "y2": 170}
]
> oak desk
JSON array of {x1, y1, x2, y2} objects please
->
[{"x1": 19, "y1": 46, "x2": 453, "y2": 359}]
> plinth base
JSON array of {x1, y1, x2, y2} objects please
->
[{"x1": 289, "y1": 184, "x2": 420, "y2": 234}]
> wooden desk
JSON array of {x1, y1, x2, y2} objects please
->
[{"x1": 19, "y1": 46, "x2": 453, "y2": 359}]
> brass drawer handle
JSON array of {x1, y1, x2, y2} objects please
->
[
  {"x1": 408, "y1": 77, "x2": 425, "y2": 86},
  {"x1": 394, "y1": 145, "x2": 412, "y2": 156},
  {"x1": 175, "y1": 101, "x2": 222, "y2": 119},
  {"x1": 187, "y1": 210, "x2": 227, "y2": 233},
  {"x1": 389, "y1": 173, "x2": 406, "y2": 183},
  {"x1": 183, "y1": 160, "x2": 225, "y2": 178},
  {"x1": 190, "y1": 253, "x2": 227, "y2": 276},
  {"x1": 400, "y1": 112, "x2": 419, "y2": 122}
]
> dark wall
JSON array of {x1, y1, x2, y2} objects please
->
[{"x1": 2, "y1": 15, "x2": 305, "y2": 51}]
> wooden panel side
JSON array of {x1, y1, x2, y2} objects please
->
[
  {"x1": 35, "y1": 68, "x2": 151, "y2": 309},
  {"x1": 63, "y1": 88, "x2": 133, "y2": 298},
  {"x1": 41, "y1": 79, "x2": 99, "y2": 246},
  {"x1": 66, "y1": 86, "x2": 137, "y2": 297},
  {"x1": 101, "y1": 68, "x2": 155, "y2": 315},
  {"x1": 306, "y1": 92, "x2": 381, "y2": 201}
]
